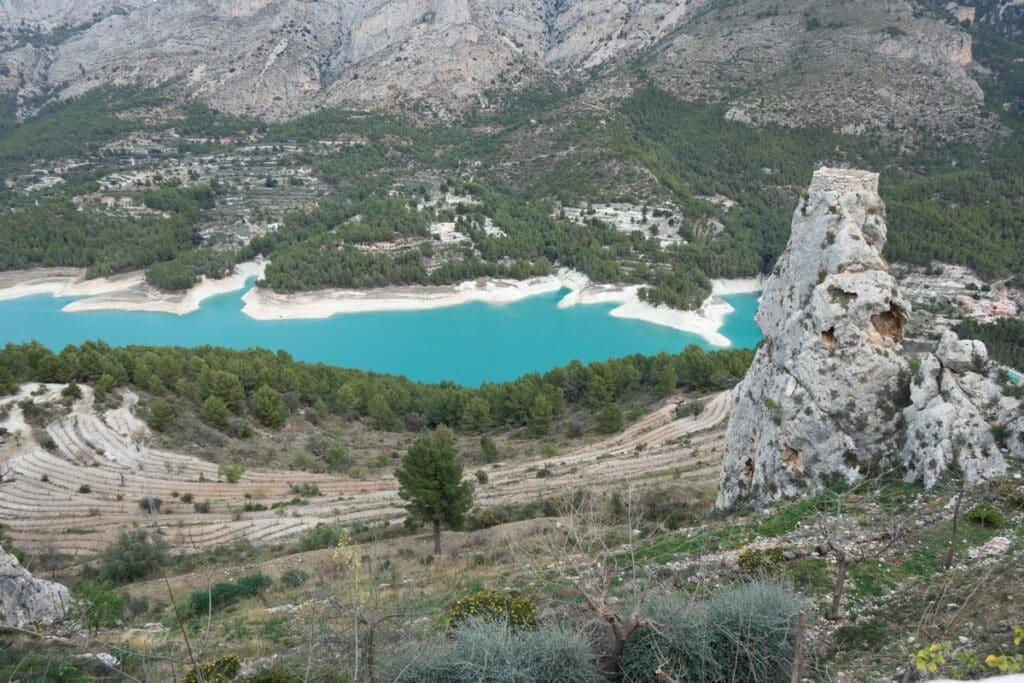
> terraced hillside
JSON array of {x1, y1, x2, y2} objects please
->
[{"x1": 0, "y1": 383, "x2": 729, "y2": 560}]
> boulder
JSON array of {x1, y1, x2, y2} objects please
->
[{"x1": 0, "y1": 544, "x2": 72, "y2": 629}]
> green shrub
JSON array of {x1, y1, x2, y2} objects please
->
[
  {"x1": 193, "y1": 500, "x2": 212, "y2": 513},
  {"x1": 97, "y1": 529, "x2": 170, "y2": 584},
  {"x1": 279, "y1": 568, "x2": 309, "y2": 588},
  {"x1": 288, "y1": 482, "x2": 321, "y2": 497},
  {"x1": 966, "y1": 502, "x2": 1004, "y2": 528},
  {"x1": 138, "y1": 496, "x2": 162, "y2": 513},
  {"x1": 621, "y1": 580, "x2": 807, "y2": 683},
  {"x1": 189, "y1": 572, "x2": 272, "y2": 615},
  {"x1": 445, "y1": 590, "x2": 538, "y2": 630},
  {"x1": 74, "y1": 581, "x2": 128, "y2": 633},
  {"x1": 184, "y1": 654, "x2": 241, "y2": 683},
  {"x1": 475, "y1": 470, "x2": 489, "y2": 484},
  {"x1": 297, "y1": 523, "x2": 343, "y2": 551},
  {"x1": 218, "y1": 463, "x2": 245, "y2": 483},
  {"x1": 381, "y1": 620, "x2": 598, "y2": 683},
  {"x1": 737, "y1": 546, "x2": 786, "y2": 574},
  {"x1": 247, "y1": 662, "x2": 303, "y2": 683}
]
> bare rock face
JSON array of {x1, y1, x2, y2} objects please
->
[
  {"x1": 0, "y1": 544, "x2": 72, "y2": 629},
  {"x1": 717, "y1": 168, "x2": 1020, "y2": 509}
]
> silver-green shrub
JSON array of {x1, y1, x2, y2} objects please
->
[
  {"x1": 381, "y1": 619, "x2": 599, "y2": 683},
  {"x1": 621, "y1": 580, "x2": 806, "y2": 682}
]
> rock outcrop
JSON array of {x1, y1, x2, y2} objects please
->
[
  {"x1": 0, "y1": 544, "x2": 71, "y2": 629},
  {"x1": 717, "y1": 167, "x2": 1022, "y2": 509}
]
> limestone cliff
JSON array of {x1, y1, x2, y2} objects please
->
[
  {"x1": 0, "y1": 544, "x2": 72, "y2": 629},
  {"x1": 716, "y1": 167, "x2": 1021, "y2": 509}
]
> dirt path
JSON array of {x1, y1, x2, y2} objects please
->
[{"x1": 0, "y1": 386, "x2": 729, "y2": 557}]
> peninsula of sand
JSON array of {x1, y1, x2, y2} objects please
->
[{"x1": 0, "y1": 261, "x2": 762, "y2": 347}]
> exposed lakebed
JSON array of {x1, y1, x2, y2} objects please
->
[{"x1": 0, "y1": 283, "x2": 762, "y2": 386}]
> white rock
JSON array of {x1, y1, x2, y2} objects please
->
[
  {"x1": 0, "y1": 544, "x2": 72, "y2": 628},
  {"x1": 717, "y1": 167, "x2": 1019, "y2": 509}
]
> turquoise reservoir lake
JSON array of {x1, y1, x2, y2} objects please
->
[{"x1": 0, "y1": 285, "x2": 762, "y2": 386}]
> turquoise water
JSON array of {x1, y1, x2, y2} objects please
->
[{"x1": 0, "y1": 284, "x2": 762, "y2": 386}]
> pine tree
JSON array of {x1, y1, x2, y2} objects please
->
[
  {"x1": 460, "y1": 396, "x2": 491, "y2": 433},
  {"x1": 201, "y1": 395, "x2": 229, "y2": 430},
  {"x1": 394, "y1": 426, "x2": 473, "y2": 554},
  {"x1": 528, "y1": 394, "x2": 554, "y2": 437},
  {"x1": 251, "y1": 384, "x2": 287, "y2": 428}
]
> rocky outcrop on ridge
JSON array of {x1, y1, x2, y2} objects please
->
[
  {"x1": 0, "y1": 544, "x2": 72, "y2": 629},
  {"x1": 716, "y1": 167, "x2": 1022, "y2": 509}
]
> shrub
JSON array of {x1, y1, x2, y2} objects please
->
[
  {"x1": 247, "y1": 662, "x2": 303, "y2": 683},
  {"x1": 289, "y1": 449, "x2": 315, "y2": 471},
  {"x1": 78, "y1": 484, "x2": 92, "y2": 494},
  {"x1": 193, "y1": 500, "x2": 212, "y2": 513},
  {"x1": 677, "y1": 398, "x2": 706, "y2": 418},
  {"x1": 475, "y1": 470, "x2": 489, "y2": 484},
  {"x1": 381, "y1": 620, "x2": 598, "y2": 683},
  {"x1": 297, "y1": 523, "x2": 343, "y2": 551},
  {"x1": 621, "y1": 580, "x2": 806, "y2": 683},
  {"x1": 446, "y1": 590, "x2": 538, "y2": 630},
  {"x1": 218, "y1": 463, "x2": 245, "y2": 483},
  {"x1": 138, "y1": 496, "x2": 162, "y2": 513},
  {"x1": 480, "y1": 435, "x2": 500, "y2": 462},
  {"x1": 966, "y1": 502, "x2": 1005, "y2": 528},
  {"x1": 180, "y1": 493, "x2": 194, "y2": 503},
  {"x1": 189, "y1": 572, "x2": 272, "y2": 615},
  {"x1": 737, "y1": 546, "x2": 786, "y2": 574},
  {"x1": 184, "y1": 654, "x2": 241, "y2": 683},
  {"x1": 279, "y1": 568, "x2": 309, "y2": 588},
  {"x1": 97, "y1": 529, "x2": 169, "y2": 584},
  {"x1": 74, "y1": 581, "x2": 128, "y2": 634},
  {"x1": 62, "y1": 382, "x2": 82, "y2": 400},
  {"x1": 289, "y1": 482, "x2": 321, "y2": 497}
]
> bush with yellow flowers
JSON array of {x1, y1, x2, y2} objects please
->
[
  {"x1": 916, "y1": 626, "x2": 1024, "y2": 677},
  {"x1": 184, "y1": 654, "x2": 241, "y2": 683},
  {"x1": 736, "y1": 546, "x2": 786, "y2": 574},
  {"x1": 445, "y1": 590, "x2": 538, "y2": 630}
]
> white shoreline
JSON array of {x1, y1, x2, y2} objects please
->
[
  {"x1": 0, "y1": 263, "x2": 761, "y2": 347},
  {"x1": 0, "y1": 261, "x2": 266, "y2": 316},
  {"x1": 242, "y1": 268, "x2": 762, "y2": 347}
]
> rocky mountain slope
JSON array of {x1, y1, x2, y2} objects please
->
[
  {"x1": 716, "y1": 167, "x2": 1024, "y2": 509},
  {"x1": 0, "y1": 0, "x2": 1003, "y2": 142}
]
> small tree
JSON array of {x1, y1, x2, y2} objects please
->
[
  {"x1": 148, "y1": 398, "x2": 175, "y2": 431},
  {"x1": 201, "y1": 395, "x2": 229, "y2": 430},
  {"x1": 74, "y1": 581, "x2": 128, "y2": 634},
  {"x1": 251, "y1": 384, "x2": 287, "y2": 428},
  {"x1": 395, "y1": 426, "x2": 473, "y2": 554},
  {"x1": 98, "y1": 529, "x2": 169, "y2": 584},
  {"x1": 460, "y1": 397, "x2": 491, "y2": 433},
  {"x1": 597, "y1": 403, "x2": 624, "y2": 434},
  {"x1": 218, "y1": 463, "x2": 245, "y2": 484},
  {"x1": 480, "y1": 435, "x2": 500, "y2": 463}
]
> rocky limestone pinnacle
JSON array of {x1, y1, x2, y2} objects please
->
[
  {"x1": 716, "y1": 167, "x2": 1022, "y2": 509},
  {"x1": 0, "y1": 544, "x2": 72, "y2": 629}
]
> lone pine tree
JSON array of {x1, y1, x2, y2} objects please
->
[{"x1": 395, "y1": 426, "x2": 474, "y2": 554}]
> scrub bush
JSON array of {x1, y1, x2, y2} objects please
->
[
  {"x1": 381, "y1": 619, "x2": 599, "y2": 683},
  {"x1": 445, "y1": 590, "x2": 538, "y2": 630},
  {"x1": 621, "y1": 580, "x2": 807, "y2": 682}
]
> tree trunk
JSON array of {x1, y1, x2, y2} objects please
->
[
  {"x1": 433, "y1": 521, "x2": 442, "y2": 555},
  {"x1": 791, "y1": 610, "x2": 805, "y2": 682},
  {"x1": 828, "y1": 555, "x2": 848, "y2": 620},
  {"x1": 945, "y1": 488, "x2": 964, "y2": 569}
]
